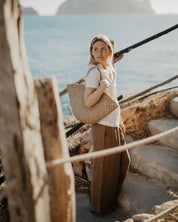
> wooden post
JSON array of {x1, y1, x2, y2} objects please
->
[
  {"x1": 0, "y1": 1, "x2": 51, "y2": 221},
  {"x1": 34, "y1": 77, "x2": 76, "y2": 222}
]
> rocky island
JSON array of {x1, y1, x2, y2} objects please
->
[
  {"x1": 57, "y1": 0, "x2": 155, "y2": 14},
  {"x1": 22, "y1": 6, "x2": 38, "y2": 15}
]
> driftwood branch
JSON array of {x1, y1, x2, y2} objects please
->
[
  {"x1": 138, "y1": 86, "x2": 178, "y2": 101},
  {"x1": 66, "y1": 122, "x2": 85, "y2": 138},
  {"x1": 120, "y1": 75, "x2": 178, "y2": 104},
  {"x1": 59, "y1": 24, "x2": 178, "y2": 98},
  {"x1": 113, "y1": 24, "x2": 178, "y2": 63}
]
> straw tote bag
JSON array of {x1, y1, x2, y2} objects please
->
[{"x1": 67, "y1": 67, "x2": 118, "y2": 124}]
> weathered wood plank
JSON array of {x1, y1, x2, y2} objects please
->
[
  {"x1": 35, "y1": 77, "x2": 76, "y2": 222},
  {"x1": 0, "y1": 1, "x2": 50, "y2": 221}
]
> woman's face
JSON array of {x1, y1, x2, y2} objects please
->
[{"x1": 92, "y1": 41, "x2": 110, "y2": 67}]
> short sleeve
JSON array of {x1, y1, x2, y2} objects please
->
[{"x1": 85, "y1": 68, "x2": 100, "y2": 89}]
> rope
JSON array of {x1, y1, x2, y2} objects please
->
[
  {"x1": 0, "y1": 178, "x2": 18, "y2": 202},
  {"x1": 46, "y1": 126, "x2": 178, "y2": 168},
  {"x1": 145, "y1": 203, "x2": 178, "y2": 222}
]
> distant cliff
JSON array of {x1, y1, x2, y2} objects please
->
[
  {"x1": 22, "y1": 7, "x2": 38, "y2": 15},
  {"x1": 57, "y1": 0, "x2": 155, "y2": 14}
]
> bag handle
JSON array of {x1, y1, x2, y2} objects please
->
[{"x1": 87, "y1": 66, "x2": 102, "y2": 81}]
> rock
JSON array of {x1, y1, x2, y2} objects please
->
[
  {"x1": 85, "y1": 161, "x2": 93, "y2": 182},
  {"x1": 72, "y1": 162, "x2": 84, "y2": 177},
  {"x1": 21, "y1": 6, "x2": 39, "y2": 15},
  {"x1": 121, "y1": 90, "x2": 178, "y2": 138},
  {"x1": 125, "y1": 134, "x2": 134, "y2": 144},
  {"x1": 154, "y1": 199, "x2": 178, "y2": 214},
  {"x1": 129, "y1": 144, "x2": 178, "y2": 190},
  {"x1": 57, "y1": 0, "x2": 155, "y2": 14},
  {"x1": 170, "y1": 96, "x2": 178, "y2": 118},
  {"x1": 118, "y1": 173, "x2": 175, "y2": 215},
  {"x1": 79, "y1": 142, "x2": 92, "y2": 154},
  {"x1": 148, "y1": 119, "x2": 178, "y2": 150},
  {"x1": 122, "y1": 219, "x2": 134, "y2": 222},
  {"x1": 132, "y1": 213, "x2": 154, "y2": 222}
]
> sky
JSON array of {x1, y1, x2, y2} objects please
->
[{"x1": 20, "y1": 0, "x2": 178, "y2": 15}]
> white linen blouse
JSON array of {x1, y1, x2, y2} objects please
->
[{"x1": 85, "y1": 64, "x2": 120, "y2": 127}]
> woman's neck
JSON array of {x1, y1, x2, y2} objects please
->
[{"x1": 99, "y1": 62, "x2": 107, "y2": 69}]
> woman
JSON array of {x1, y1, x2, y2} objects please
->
[{"x1": 84, "y1": 34, "x2": 130, "y2": 214}]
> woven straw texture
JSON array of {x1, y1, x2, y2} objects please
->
[{"x1": 67, "y1": 83, "x2": 118, "y2": 124}]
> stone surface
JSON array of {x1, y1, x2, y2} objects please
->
[
  {"x1": 118, "y1": 173, "x2": 175, "y2": 215},
  {"x1": 170, "y1": 96, "x2": 178, "y2": 118},
  {"x1": 148, "y1": 119, "x2": 178, "y2": 150},
  {"x1": 76, "y1": 193, "x2": 130, "y2": 222},
  {"x1": 130, "y1": 144, "x2": 178, "y2": 190},
  {"x1": 76, "y1": 173, "x2": 176, "y2": 221}
]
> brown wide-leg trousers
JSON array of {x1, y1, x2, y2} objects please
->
[{"x1": 90, "y1": 123, "x2": 130, "y2": 214}]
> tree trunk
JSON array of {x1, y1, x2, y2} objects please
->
[{"x1": 0, "y1": 1, "x2": 50, "y2": 221}]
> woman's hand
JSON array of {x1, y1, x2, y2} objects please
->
[{"x1": 100, "y1": 79, "x2": 110, "y2": 88}]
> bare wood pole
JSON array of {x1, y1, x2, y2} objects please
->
[
  {"x1": 35, "y1": 77, "x2": 76, "y2": 222},
  {"x1": 113, "y1": 24, "x2": 178, "y2": 63},
  {"x1": 59, "y1": 24, "x2": 178, "y2": 98},
  {"x1": 0, "y1": 1, "x2": 50, "y2": 221},
  {"x1": 120, "y1": 75, "x2": 178, "y2": 104}
]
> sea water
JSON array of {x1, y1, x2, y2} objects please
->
[{"x1": 23, "y1": 15, "x2": 178, "y2": 117}]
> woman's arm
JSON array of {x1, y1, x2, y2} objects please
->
[{"x1": 84, "y1": 84, "x2": 107, "y2": 108}]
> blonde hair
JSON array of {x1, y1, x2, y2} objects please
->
[
  {"x1": 88, "y1": 34, "x2": 114, "y2": 66},
  {"x1": 88, "y1": 34, "x2": 116, "y2": 78}
]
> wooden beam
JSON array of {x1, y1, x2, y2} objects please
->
[
  {"x1": 120, "y1": 75, "x2": 178, "y2": 104},
  {"x1": 35, "y1": 77, "x2": 76, "y2": 222},
  {"x1": 113, "y1": 24, "x2": 178, "y2": 63},
  {"x1": 0, "y1": 1, "x2": 51, "y2": 221}
]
